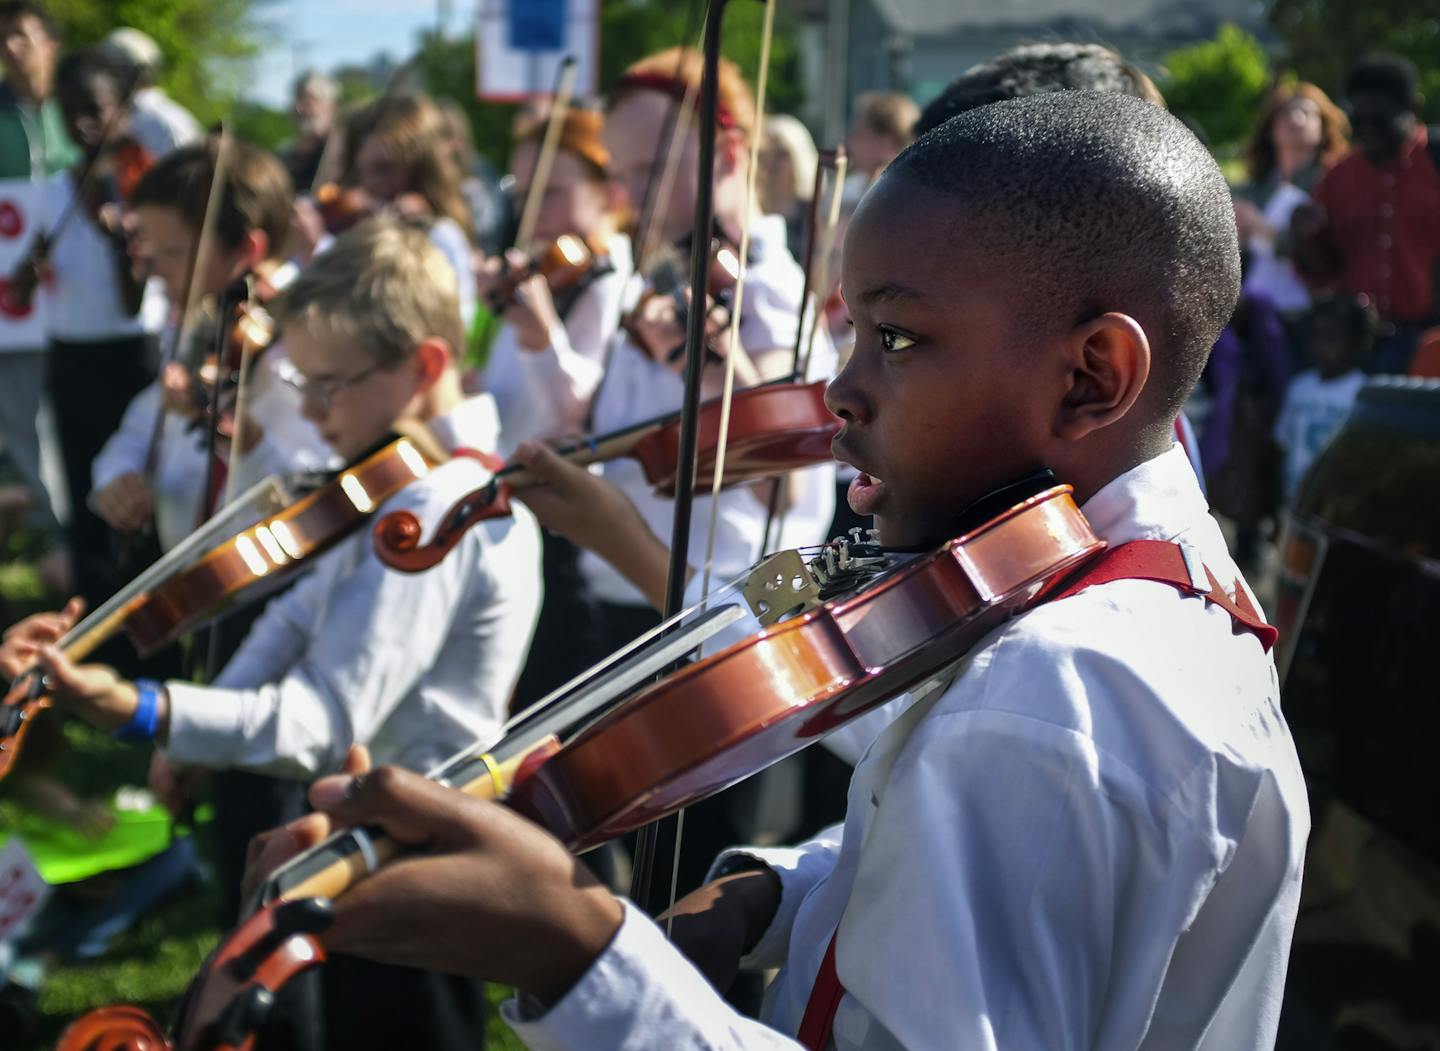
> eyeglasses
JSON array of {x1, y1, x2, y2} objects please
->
[{"x1": 283, "y1": 359, "x2": 387, "y2": 412}]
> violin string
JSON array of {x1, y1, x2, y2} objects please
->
[{"x1": 513, "y1": 56, "x2": 579, "y2": 253}]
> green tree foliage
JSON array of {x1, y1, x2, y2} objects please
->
[
  {"x1": 44, "y1": 0, "x2": 261, "y2": 126},
  {"x1": 1160, "y1": 24, "x2": 1271, "y2": 155},
  {"x1": 1266, "y1": 0, "x2": 1440, "y2": 122}
]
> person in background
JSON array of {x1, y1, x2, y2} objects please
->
[
  {"x1": 435, "y1": 95, "x2": 509, "y2": 256},
  {"x1": 0, "y1": 0, "x2": 76, "y2": 585},
  {"x1": 1292, "y1": 54, "x2": 1440, "y2": 374},
  {"x1": 1197, "y1": 294, "x2": 1289, "y2": 573},
  {"x1": 97, "y1": 27, "x2": 198, "y2": 159},
  {"x1": 1274, "y1": 292, "x2": 1374, "y2": 504},
  {"x1": 345, "y1": 91, "x2": 477, "y2": 330},
  {"x1": 1233, "y1": 83, "x2": 1349, "y2": 366},
  {"x1": 844, "y1": 90, "x2": 918, "y2": 183},
  {"x1": 38, "y1": 47, "x2": 166, "y2": 623},
  {"x1": 757, "y1": 113, "x2": 818, "y2": 260},
  {"x1": 280, "y1": 69, "x2": 338, "y2": 193}
]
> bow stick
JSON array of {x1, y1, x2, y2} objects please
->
[{"x1": 512, "y1": 55, "x2": 578, "y2": 252}]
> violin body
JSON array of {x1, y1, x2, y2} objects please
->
[
  {"x1": 374, "y1": 380, "x2": 839, "y2": 573},
  {"x1": 0, "y1": 439, "x2": 435, "y2": 782},
  {"x1": 123, "y1": 438, "x2": 435, "y2": 655},
  {"x1": 511, "y1": 484, "x2": 1105, "y2": 849},
  {"x1": 486, "y1": 234, "x2": 600, "y2": 310}
]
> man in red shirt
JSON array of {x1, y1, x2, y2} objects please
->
[{"x1": 1294, "y1": 55, "x2": 1440, "y2": 373}]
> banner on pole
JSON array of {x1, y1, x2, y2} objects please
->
[
  {"x1": 0, "y1": 179, "x2": 48, "y2": 351},
  {"x1": 476, "y1": 0, "x2": 599, "y2": 102}
]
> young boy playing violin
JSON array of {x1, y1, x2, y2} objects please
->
[
  {"x1": 22, "y1": 216, "x2": 539, "y2": 1051},
  {"x1": 251, "y1": 91, "x2": 1310, "y2": 1050},
  {"x1": 93, "y1": 138, "x2": 332, "y2": 554}
]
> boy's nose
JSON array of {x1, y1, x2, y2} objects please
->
[{"x1": 824, "y1": 361, "x2": 871, "y2": 425}]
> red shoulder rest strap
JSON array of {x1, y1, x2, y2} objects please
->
[
  {"x1": 797, "y1": 540, "x2": 1277, "y2": 1049},
  {"x1": 1044, "y1": 539, "x2": 1277, "y2": 652}
]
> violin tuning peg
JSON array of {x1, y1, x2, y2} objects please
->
[
  {"x1": 866, "y1": 529, "x2": 882, "y2": 544},
  {"x1": 274, "y1": 896, "x2": 335, "y2": 936},
  {"x1": 207, "y1": 983, "x2": 275, "y2": 1050},
  {"x1": 848, "y1": 527, "x2": 863, "y2": 543}
]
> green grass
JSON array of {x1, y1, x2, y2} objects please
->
[{"x1": 2, "y1": 536, "x2": 524, "y2": 1050}]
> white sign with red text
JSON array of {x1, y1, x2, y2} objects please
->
[
  {"x1": 0, "y1": 840, "x2": 50, "y2": 946},
  {"x1": 0, "y1": 178, "x2": 49, "y2": 350}
]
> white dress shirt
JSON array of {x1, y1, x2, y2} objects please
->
[
  {"x1": 485, "y1": 233, "x2": 633, "y2": 455},
  {"x1": 128, "y1": 87, "x2": 201, "y2": 159},
  {"x1": 582, "y1": 214, "x2": 837, "y2": 607},
  {"x1": 91, "y1": 336, "x2": 335, "y2": 551},
  {"x1": 507, "y1": 444, "x2": 1310, "y2": 1050},
  {"x1": 163, "y1": 394, "x2": 543, "y2": 779},
  {"x1": 41, "y1": 171, "x2": 168, "y2": 341}
]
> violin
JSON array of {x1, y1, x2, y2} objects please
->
[
  {"x1": 0, "y1": 437, "x2": 437, "y2": 782},
  {"x1": 311, "y1": 183, "x2": 371, "y2": 236},
  {"x1": 57, "y1": 477, "x2": 1105, "y2": 1051},
  {"x1": 484, "y1": 233, "x2": 603, "y2": 312},
  {"x1": 374, "y1": 378, "x2": 840, "y2": 572},
  {"x1": 621, "y1": 230, "x2": 742, "y2": 366}
]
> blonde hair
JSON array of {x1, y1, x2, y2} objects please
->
[{"x1": 275, "y1": 215, "x2": 463, "y2": 367}]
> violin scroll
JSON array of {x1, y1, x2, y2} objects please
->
[
  {"x1": 55, "y1": 1004, "x2": 172, "y2": 1051},
  {"x1": 373, "y1": 481, "x2": 514, "y2": 573}
]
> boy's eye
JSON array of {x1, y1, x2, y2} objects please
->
[{"x1": 879, "y1": 326, "x2": 915, "y2": 353}]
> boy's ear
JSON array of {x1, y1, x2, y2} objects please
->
[
  {"x1": 1053, "y1": 312, "x2": 1150, "y2": 443},
  {"x1": 239, "y1": 229, "x2": 270, "y2": 272},
  {"x1": 413, "y1": 337, "x2": 453, "y2": 392}
]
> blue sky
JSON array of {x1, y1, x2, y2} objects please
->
[{"x1": 248, "y1": 0, "x2": 463, "y2": 108}]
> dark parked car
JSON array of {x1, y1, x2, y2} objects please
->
[{"x1": 1273, "y1": 377, "x2": 1440, "y2": 1050}]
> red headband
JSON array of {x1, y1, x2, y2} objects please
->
[{"x1": 612, "y1": 70, "x2": 739, "y2": 131}]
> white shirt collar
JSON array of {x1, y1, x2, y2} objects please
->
[
  {"x1": 426, "y1": 393, "x2": 501, "y2": 455},
  {"x1": 1079, "y1": 444, "x2": 1210, "y2": 547}
]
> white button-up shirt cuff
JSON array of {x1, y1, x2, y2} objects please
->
[
  {"x1": 162, "y1": 680, "x2": 247, "y2": 767},
  {"x1": 707, "y1": 840, "x2": 830, "y2": 972},
  {"x1": 502, "y1": 899, "x2": 753, "y2": 1050}
]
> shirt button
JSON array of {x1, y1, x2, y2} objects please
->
[
  {"x1": 1382, "y1": 174, "x2": 1395, "y2": 188},
  {"x1": 1380, "y1": 203, "x2": 1394, "y2": 217},
  {"x1": 1379, "y1": 234, "x2": 1392, "y2": 248},
  {"x1": 1379, "y1": 265, "x2": 1391, "y2": 279}
]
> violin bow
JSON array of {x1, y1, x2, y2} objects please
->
[
  {"x1": 629, "y1": 0, "x2": 761, "y2": 917},
  {"x1": 136, "y1": 128, "x2": 233, "y2": 490},
  {"x1": 511, "y1": 55, "x2": 578, "y2": 253},
  {"x1": 630, "y1": 3, "x2": 705, "y2": 272},
  {"x1": 696, "y1": 0, "x2": 776, "y2": 604}
]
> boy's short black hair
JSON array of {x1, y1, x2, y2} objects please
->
[
  {"x1": 1344, "y1": 54, "x2": 1421, "y2": 111},
  {"x1": 131, "y1": 139, "x2": 295, "y2": 252},
  {"x1": 887, "y1": 91, "x2": 1239, "y2": 422},
  {"x1": 915, "y1": 43, "x2": 1163, "y2": 137},
  {"x1": 0, "y1": 1, "x2": 58, "y2": 40},
  {"x1": 55, "y1": 46, "x2": 127, "y2": 94}
]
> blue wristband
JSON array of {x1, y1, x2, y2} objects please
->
[{"x1": 114, "y1": 679, "x2": 162, "y2": 742}]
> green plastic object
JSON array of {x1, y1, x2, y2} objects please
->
[{"x1": 0, "y1": 800, "x2": 212, "y2": 885}]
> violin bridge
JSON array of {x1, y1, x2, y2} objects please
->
[{"x1": 743, "y1": 549, "x2": 822, "y2": 626}]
